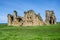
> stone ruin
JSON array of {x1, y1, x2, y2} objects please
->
[
  {"x1": 45, "y1": 10, "x2": 56, "y2": 25},
  {"x1": 7, "y1": 10, "x2": 56, "y2": 26}
]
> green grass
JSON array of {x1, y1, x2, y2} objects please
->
[{"x1": 0, "y1": 23, "x2": 60, "y2": 40}]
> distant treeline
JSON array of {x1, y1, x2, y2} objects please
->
[
  {"x1": 57, "y1": 22, "x2": 60, "y2": 24},
  {"x1": 0, "y1": 23, "x2": 7, "y2": 24}
]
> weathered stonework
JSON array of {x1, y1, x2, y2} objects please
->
[
  {"x1": 45, "y1": 10, "x2": 56, "y2": 25},
  {"x1": 7, "y1": 10, "x2": 56, "y2": 26}
]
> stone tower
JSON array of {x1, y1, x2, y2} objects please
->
[
  {"x1": 14, "y1": 10, "x2": 17, "y2": 20},
  {"x1": 45, "y1": 10, "x2": 56, "y2": 25},
  {"x1": 13, "y1": 10, "x2": 19, "y2": 26}
]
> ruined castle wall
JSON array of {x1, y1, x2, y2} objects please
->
[
  {"x1": 8, "y1": 14, "x2": 13, "y2": 26},
  {"x1": 45, "y1": 10, "x2": 50, "y2": 24},
  {"x1": 45, "y1": 10, "x2": 56, "y2": 25},
  {"x1": 7, "y1": 10, "x2": 56, "y2": 26},
  {"x1": 23, "y1": 11, "x2": 33, "y2": 26}
]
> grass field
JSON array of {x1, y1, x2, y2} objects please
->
[{"x1": 0, "y1": 23, "x2": 60, "y2": 40}]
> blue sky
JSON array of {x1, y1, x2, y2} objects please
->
[{"x1": 0, "y1": 0, "x2": 60, "y2": 23}]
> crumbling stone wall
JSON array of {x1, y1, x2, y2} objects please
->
[
  {"x1": 45, "y1": 10, "x2": 56, "y2": 25},
  {"x1": 7, "y1": 14, "x2": 13, "y2": 26},
  {"x1": 7, "y1": 10, "x2": 56, "y2": 26},
  {"x1": 23, "y1": 10, "x2": 45, "y2": 26}
]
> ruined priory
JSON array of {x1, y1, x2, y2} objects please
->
[{"x1": 7, "y1": 10, "x2": 56, "y2": 26}]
